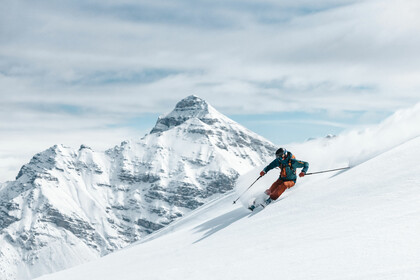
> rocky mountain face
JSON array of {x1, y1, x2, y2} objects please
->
[{"x1": 0, "y1": 95, "x2": 276, "y2": 280}]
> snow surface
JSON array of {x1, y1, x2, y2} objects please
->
[{"x1": 36, "y1": 104, "x2": 420, "y2": 279}]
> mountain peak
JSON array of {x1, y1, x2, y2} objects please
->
[
  {"x1": 150, "y1": 95, "x2": 218, "y2": 134},
  {"x1": 174, "y1": 95, "x2": 209, "y2": 112}
]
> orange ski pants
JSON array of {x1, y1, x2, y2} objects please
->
[{"x1": 267, "y1": 179, "x2": 295, "y2": 200}]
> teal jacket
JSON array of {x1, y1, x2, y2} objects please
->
[{"x1": 263, "y1": 152, "x2": 309, "y2": 182}]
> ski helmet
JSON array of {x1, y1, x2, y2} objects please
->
[{"x1": 275, "y1": 148, "x2": 287, "y2": 158}]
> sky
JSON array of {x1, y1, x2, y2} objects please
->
[{"x1": 1, "y1": 0, "x2": 420, "y2": 182}]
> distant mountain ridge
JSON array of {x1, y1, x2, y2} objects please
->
[{"x1": 0, "y1": 95, "x2": 276, "y2": 280}]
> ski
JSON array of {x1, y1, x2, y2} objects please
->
[{"x1": 248, "y1": 198, "x2": 271, "y2": 211}]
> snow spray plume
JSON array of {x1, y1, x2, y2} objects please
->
[{"x1": 233, "y1": 175, "x2": 262, "y2": 204}]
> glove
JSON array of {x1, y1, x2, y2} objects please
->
[
  {"x1": 299, "y1": 172, "x2": 305, "y2": 177},
  {"x1": 260, "y1": 171, "x2": 266, "y2": 177}
]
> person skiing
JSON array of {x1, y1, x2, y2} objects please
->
[{"x1": 249, "y1": 148, "x2": 309, "y2": 210}]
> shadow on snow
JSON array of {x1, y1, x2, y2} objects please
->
[{"x1": 193, "y1": 207, "x2": 249, "y2": 244}]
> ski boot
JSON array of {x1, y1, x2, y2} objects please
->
[
  {"x1": 264, "y1": 197, "x2": 272, "y2": 206},
  {"x1": 248, "y1": 204, "x2": 256, "y2": 211}
]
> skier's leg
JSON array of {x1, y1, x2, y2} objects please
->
[
  {"x1": 284, "y1": 181, "x2": 295, "y2": 189},
  {"x1": 270, "y1": 181, "x2": 295, "y2": 200},
  {"x1": 269, "y1": 184, "x2": 286, "y2": 200},
  {"x1": 266, "y1": 179, "x2": 281, "y2": 197}
]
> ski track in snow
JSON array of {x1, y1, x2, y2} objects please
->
[{"x1": 37, "y1": 135, "x2": 420, "y2": 280}]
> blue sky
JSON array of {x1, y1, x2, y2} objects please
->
[
  {"x1": 229, "y1": 110, "x2": 392, "y2": 144},
  {"x1": 1, "y1": 0, "x2": 420, "y2": 181}
]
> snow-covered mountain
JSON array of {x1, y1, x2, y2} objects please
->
[
  {"x1": 0, "y1": 95, "x2": 276, "y2": 280},
  {"x1": 36, "y1": 103, "x2": 420, "y2": 280}
]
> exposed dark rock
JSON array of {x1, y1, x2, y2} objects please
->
[
  {"x1": 40, "y1": 205, "x2": 95, "y2": 243},
  {"x1": 136, "y1": 218, "x2": 164, "y2": 231},
  {"x1": 0, "y1": 210, "x2": 19, "y2": 231},
  {"x1": 118, "y1": 171, "x2": 161, "y2": 184}
]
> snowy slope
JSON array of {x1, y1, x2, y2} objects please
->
[
  {"x1": 0, "y1": 95, "x2": 276, "y2": 280},
  {"x1": 37, "y1": 134, "x2": 420, "y2": 280}
]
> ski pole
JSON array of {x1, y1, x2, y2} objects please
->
[
  {"x1": 305, "y1": 166, "x2": 350, "y2": 176},
  {"x1": 233, "y1": 175, "x2": 262, "y2": 204}
]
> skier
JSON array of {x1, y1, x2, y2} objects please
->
[{"x1": 249, "y1": 148, "x2": 309, "y2": 210}]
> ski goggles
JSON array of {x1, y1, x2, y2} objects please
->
[{"x1": 276, "y1": 150, "x2": 287, "y2": 158}]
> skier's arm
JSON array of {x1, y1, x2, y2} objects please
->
[
  {"x1": 263, "y1": 158, "x2": 280, "y2": 174},
  {"x1": 293, "y1": 159, "x2": 309, "y2": 174}
]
